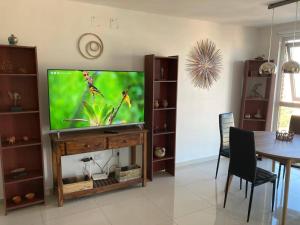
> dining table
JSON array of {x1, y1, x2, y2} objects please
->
[{"x1": 254, "y1": 131, "x2": 300, "y2": 225}]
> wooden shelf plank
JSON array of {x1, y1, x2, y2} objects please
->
[
  {"x1": 5, "y1": 170, "x2": 43, "y2": 185},
  {"x1": 153, "y1": 156, "x2": 175, "y2": 163},
  {"x1": 154, "y1": 80, "x2": 177, "y2": 83},
  {"x1": 6, "y1": 196, "x2": 44, "y2": 211},
  {"x1": 153, "y1": 107, "x2": 176, "y2": 111},
  {"x1": 245, "y1": 98, "x2": 269, "y2": 102},
  {"x1": 0, "y1": 110, "x2": 39, "y2": 116},
  {"x1": 1, "y1": 139, "x2": 41, "y2": 150},
  {"x1": 153, "y1": 131, "x2": 175, "y2": 136},
  {"x1": 0, "y1": 74, "x2": 37, "y2": 77},
  {"x1": 243, "y1": 118, "x2": 266, "y2": 122},
  {"x1": 63, "y1": 178, "x2": 143, "y2": 199}
]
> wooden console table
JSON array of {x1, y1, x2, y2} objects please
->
[{"x1": 50, "y1": 128, "x2": 147, "y2": 206}]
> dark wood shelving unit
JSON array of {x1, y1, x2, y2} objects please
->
[
  {"x1": 145, "y1": 55, "x2": 178, "y2": 180},
  {"x1": 0, "y1": 45, "x2": 45, "y2": 214},
  {"x1": 239, "y1": 60, "x2": 275, "y2": 131}
]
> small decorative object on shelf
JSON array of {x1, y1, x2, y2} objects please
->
[
  {"x1": 276, "y1": 131, "x2": 294, "y2": 142},
  {"x1": 8, "y1": 34, "x2": 18, "y2": 45},
  {"x1": 23, "y1": 136, "x2": 29, "y2": 141},
  {"x1": 249, "y1": 83, "x2": 264, "y2": 99},
  {"x1": 244, "y1": 113, "x2": 251, "y2": 119},
  {"x1": 254, "y1": 109, "x2": 263, "y2": 119},
  {"x1": 6, "y1": 136, "x2": 16, "y2": 145},
  {"x1": 12, "y1": 196, "x2": 22, "y2": 204},
  {"x1": 154, "y1": 147, "x2": 166, "y2": 158},
  {"x1": 8, "y1": 91, "x2": 22, "y2": 112},
  {"x1": 154, "y1": 99, "x2": 160, "y2": 109},
  {"x1": 162, "y1": 99, "x2": 168, "y2": 108},
  {"x1": 163, "y1": 123, "x2": 168, "y2": 131},
  {"x1": 186, "y1": 39, "x2": 222, "y2": 89},
  {"x1": 25, "y1": 193, "x2": 35, "y2": 201},
  {"x1": 18, "y1": 68, "x2": 27, "y2": 73},
  {"x1": 10, "y1": 167, "x2": 27, "y2": 179},
  {"x1": 254, "y1": 55, "x2": 265, "y2": 61}
]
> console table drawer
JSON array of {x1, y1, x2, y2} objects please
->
[
  {"x1": 108, "y1": 134, "x2": 143, "y2": 148},
  {"x1": 65, "y1": 137, "x2": 107, "y2": 155}
]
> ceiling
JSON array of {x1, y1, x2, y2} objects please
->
[{"x1": 73, "y1": 0, "x2": 299, "y2": 27}]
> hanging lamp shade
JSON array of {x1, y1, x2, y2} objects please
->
[
  {"x1": 282, "y1": 60, "x2": 300, "y2": 73},
  {"x1": 259, "y1": 61, "x2": 277, "y2": 75},
  {"x1": 259, "y1": 8, "x2": 277, "y2": 75},
  {"x1": 282, "y1": 1, "x2": 300, "y2": 74}
]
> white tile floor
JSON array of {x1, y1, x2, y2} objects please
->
[{"x1": 1, "y1": 158, "x2": 300, "y2": 225}]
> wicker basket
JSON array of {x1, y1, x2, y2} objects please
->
[
  {"x1": 115, "y1": 165, "x2": 141, "y2": 182},
  {"x1": 62, "y1": 177, "x2": 93, "y2": 194}
]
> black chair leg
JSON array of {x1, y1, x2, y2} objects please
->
[
  {"x1": 247, "y1": 184, "x2": 254, "y2": 222},
  {"x1": 240, "y1": 178, "x2": 242, "y2": 190},
  {"x1": 215, "y1": 154, "x2": 221, "y2": 179},
  {"x1": 277, "y1": 164, "x2": 282, "y2": 189},
  {"x1": 223, "y1": 173, "x2": 231, "y2": 208},
  {"x1": 245, "y1": 181, "x2": 248, "y2": 198},
  {"x1": 272, "y1": 181, "x2": 276, "y2": 212}
]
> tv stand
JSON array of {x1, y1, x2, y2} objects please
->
[
  {"x1": 50, "y1": 128, "x2": 147, "y2": 207},
  {"x1": 103, "y1": 130, "x2": 119, "y2": 134}
]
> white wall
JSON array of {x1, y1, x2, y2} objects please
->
[{"x1": 0, "y1": 0, "x2": 260, "y2": 197}]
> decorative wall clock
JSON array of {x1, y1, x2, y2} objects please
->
[
  {"x1": 186, "y1": 39, "x2": 222, "y2": 89},
  {"x1": 77, "y1": 33, "x2": 104, "y2": 59}
]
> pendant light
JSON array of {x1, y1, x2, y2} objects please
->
[
  {"x1": 259, "y1": 8, "x2": 277, "y2": 75},
  {"x1": 282, "y1": 1, "x2": 300, "y2": 74}
]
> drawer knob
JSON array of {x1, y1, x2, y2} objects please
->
[{"x1": 84, "y1": 144, "x2": 91, "y2": 148}]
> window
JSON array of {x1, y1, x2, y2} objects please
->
[{"x1": 277, "y1": 40, "x2": 300, "y2": 130}]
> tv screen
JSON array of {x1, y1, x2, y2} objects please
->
[{"x1": 48, "y1": 69, "x2": 144, "y2": 131}]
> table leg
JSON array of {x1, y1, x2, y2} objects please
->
[
  {"x1": 272, "y1": 160, "x2": 275, "y2": 172},
  {"x1": 282, "y1": 160, "x2": 291, "y2": 225}
]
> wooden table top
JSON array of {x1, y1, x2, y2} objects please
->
[{"x1": 255, "y1": 131, "x2": 300, "y2": 162}]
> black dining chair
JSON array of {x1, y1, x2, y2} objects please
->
[
  {"x1": 277, "y1": 115, "x2": 300, "y2": 188},
  {"x1": 216, "y1": 113, "x2": 243, "y2": 189},
  {"x1": 223, "y1": 127, "x2": 277, "y2": 222},
  {"x1": 215, "y1": 112, "x2": 234, "y2": 179}
]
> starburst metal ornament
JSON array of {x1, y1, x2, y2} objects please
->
[{"x1": 186, "y1": 39, "x2": 222, "y2": 89}]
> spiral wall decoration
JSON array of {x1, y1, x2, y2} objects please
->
[
  {"x1": 77, "y1": 33, "x2": 104, "y2": 59},
  {"x1": 186, "y1": 39, "x2": 222, "y2": 89}
]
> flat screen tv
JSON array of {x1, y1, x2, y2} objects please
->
[{"x1": 48, "y1": 69, "x2": 144, "y2": 131}]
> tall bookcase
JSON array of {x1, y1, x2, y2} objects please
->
[
  {"x1": 145, "y1": 55, "x2": 178, "y2": 180},
  {"x1": 239, "y1": 59, "x2": 275, "y2": 131},
  {"x1": 0, "y1": 45, "x2": 44, "y2": 214}
]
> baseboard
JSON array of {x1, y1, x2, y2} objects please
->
[{"x1": 175, "y1": 155, "x2": 218, "y2": 168}]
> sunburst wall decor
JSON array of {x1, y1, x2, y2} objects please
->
[{"x1": 186, "y1": 39, "x2": 222, "y2": 89}]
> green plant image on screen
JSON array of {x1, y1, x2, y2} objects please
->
[{"x1": 48, "y1": 70, "x2": 144, "y2": 130}]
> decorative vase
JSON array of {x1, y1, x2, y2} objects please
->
[
  {"x1": 244, "y1": 113, "x2": 251, "y2": 119},
  {"x1": 154, "y1": 147, "x2": 166, "y2": 158},
  {"x1": 162, "y1": 99, "x2": 168, "y2": 108},
  {"x1": 154, "y1": 100, "x2": 160, "y2": 108},
  {"x1": 8, "y1": 34, "x2": 18, "y2": 45},
  {"x1": 254, "y1": 109, "x2": 263, "y2": 119}
]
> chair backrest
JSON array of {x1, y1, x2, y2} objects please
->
[
  {"x1": 289, "y1": 115, "x2": 300, "y2": 134},
  {"x1": 229, "y1": 127, "x2": 257, "y2": 182},
  {"x1": 219, "y1": 112, "x2": 234, "y2": 150}
]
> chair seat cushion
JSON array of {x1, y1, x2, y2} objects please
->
[
  {"x1": 255, "y1": 167, "x2": 277, "y2": 186},
  {"x1": 220, "y1": 148, "x2": 230, "y2": 158}
]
